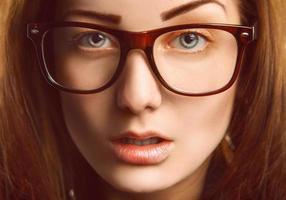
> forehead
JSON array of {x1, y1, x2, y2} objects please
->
[{"x1": 56, "y1": 0, "x2": 240, "y2": 30}]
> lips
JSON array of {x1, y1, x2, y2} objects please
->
[
  {"x1": 110, "y1": 131, "x2": 173, "y2": 141},
  {"x1": 109, "y1": 131, "x2": 174, "y2": 165}
]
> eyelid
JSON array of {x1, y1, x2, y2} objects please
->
[
  {"x1": 155, "y1": 29, "x2": 213, "y2": 56},
  {"x1": 70, "y1": 30, "x2": 118, "y2": 51},
  {"x1": 71, "y1": 31, "x2": 105, "y2": 43},
  {"x1": 157, "y1": 29, "x2": 213, "y2": 54},
  {"x1": 164, "y1": 29, "x2": 214, "y2": 47}
]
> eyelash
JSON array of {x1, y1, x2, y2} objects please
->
[
  {"x1": 72, "y1": 31, "x2": 116, "y2": 51},
  {"x1": 163, "y1": 30, "x2": 214, "y2": 53}
]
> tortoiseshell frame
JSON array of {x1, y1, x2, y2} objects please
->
[{"x1": 27, "y1": 21, "x2": 257, "y2": 96}]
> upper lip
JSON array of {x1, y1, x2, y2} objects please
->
[{"x1": 110, "y1": 131, "x2": 173, "y2": 141}]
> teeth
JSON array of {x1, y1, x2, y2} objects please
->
[{"x1": 121, "y1": 137, "x2": 161, "y2": 145}]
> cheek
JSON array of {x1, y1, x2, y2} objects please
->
[
  {"x1": 60, "y1": 91, "x2": 114, "y2": 135},
  {"x1": 181, "y1": 90, "x2": 234, "y2": 149},
  {"x1": 163, "y1": 84, "x2": 236, "y2": 170},
  {"x1": 177, "y1": 92, "x2": 234, "y2": 137},
  {"x1": 59, "y1": 91, "x2": 116, "y2": 163}
]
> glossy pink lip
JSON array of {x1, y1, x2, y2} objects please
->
[{"x1": 109, "y1": 131, "x2": 174, "y2": 165}]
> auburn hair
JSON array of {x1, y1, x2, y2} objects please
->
[{"x1": 0, "y1": 0, "x2": 285, "y2": 199}]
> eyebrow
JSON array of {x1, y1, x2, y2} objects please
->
[
  {"x1": 161, "y1": 0, "x2": 226, "y2": 21},
  {"x1": 62, "y1": 9, "x2": 122, "y2": 24},
  {"x1": 62, "y1": 0, "x2": 225, "y2": 25}
]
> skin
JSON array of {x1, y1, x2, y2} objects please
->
[{"x1": 57, "y1": 0, "x2": 241, "y2": 199}]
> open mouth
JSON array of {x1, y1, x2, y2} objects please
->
[
  {"x1": 119, "y1": 137, "x2": 164, "y2": 146},
  {"x1": 110, "y1": 136, "x2": 173, "y2": 165}
]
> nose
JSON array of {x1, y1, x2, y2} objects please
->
[{"x1": 115, "y1": 49, "x2": 162, "y2": 114}]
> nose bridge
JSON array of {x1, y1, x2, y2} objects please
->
[
  {"x1": 126, "y1": 32, "x2": 153, "y2": 50},
  {"x1": 115, "y1": 33, "x2": 162, "y2": 114}
]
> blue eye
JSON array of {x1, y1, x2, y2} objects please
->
[
  {"x1": 179, "y1": 33, "x2": 200, "y2": 49},
  {"x1": 77, "y1": 32, "x2": 110, "y2": 48},
  {"x1": 170, "y1": 32, "x2": 208, "y2": 52}
]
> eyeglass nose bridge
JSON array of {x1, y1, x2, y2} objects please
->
[{"x1": 123, "y1": 32, "x2": 155, "y2": 50}]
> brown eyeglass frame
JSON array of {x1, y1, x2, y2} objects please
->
[{"x1": 27, "y1": 21, "x2": 257, "y2": 96}]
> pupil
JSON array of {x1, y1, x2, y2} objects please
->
[
  {"x1": 180, "y1": 33, "x2": 199, "y2": 48},
  {"x1": 91, "y1": 33, "x2": 104, "y2": 44},
  {"x1": 184, "y1": 34, "x2": 196, "y2": 44}
]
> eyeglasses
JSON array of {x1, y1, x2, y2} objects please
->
[{"x1": 27, "y1": 21, "x2": 257, "y2": 96}]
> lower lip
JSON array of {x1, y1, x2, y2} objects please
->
[{"x1": 110, "y1": 140, "x2": 173, "y2": 165}]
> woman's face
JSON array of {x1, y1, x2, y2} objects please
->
[{"x1": 58, "y1": 0, "x2": 240, "y2": 196}]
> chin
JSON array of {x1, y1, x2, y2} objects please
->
[
  {"x1": 110, "y1": 180, "x2": 170, "y2": 194},
  {"x1": 101, "y1": 170, "x2": 175, "y2": 194}
]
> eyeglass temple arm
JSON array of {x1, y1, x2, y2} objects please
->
[{"x1": 252, "y1": 22, "x2": 258, "y2": 41}]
